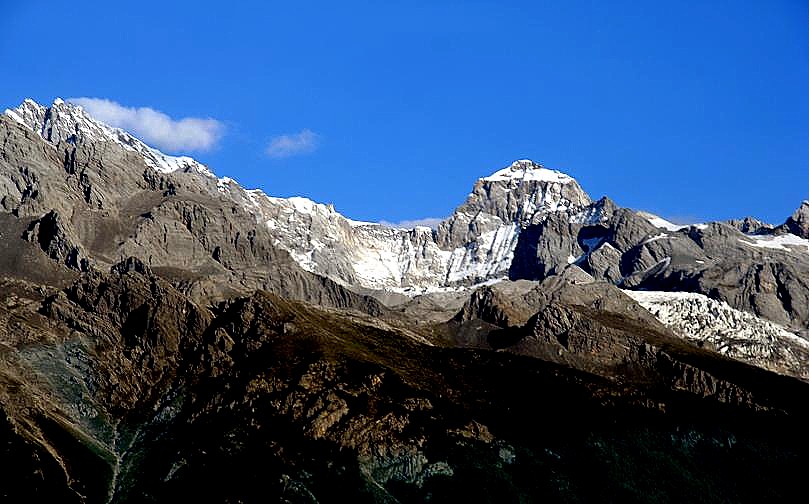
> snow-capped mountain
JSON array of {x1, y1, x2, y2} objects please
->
[
  {"x1": 3, "y1": 99, "x2": 606, "y2": 292},
  {"x1": 222, "y1": 157, "x2": 598, "y2": 292},
  {"x1": 5, "y1": 97, "x2": 809, "y2": 344}
]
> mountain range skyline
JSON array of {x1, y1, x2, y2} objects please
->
[
  {"x1": 6, "y1": 96, "x2": 809, "y2": 298},
  {"x1": 4, "y1": 96, "x2": 806, "y2": 232},
  {"x1": 2, "y1": 1, "x2": 807, "y2": 226}
]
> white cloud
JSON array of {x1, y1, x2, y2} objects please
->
[
  {"x1": 265, "y1": 129, "x2": 319, "y2": 158},
  {"x1": 379, "y1": 217, "x2": 444, "y2": 229},
  {"x1": 68, "y1": 97, "x2": 224, "y2": 153}
]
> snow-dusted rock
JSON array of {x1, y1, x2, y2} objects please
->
[
  {"x1": 5, "y1": 98, "x2": 214, "y2": 177},
  {"x1": 625, "y1": 290, "x2": 809, "y2": 381}
]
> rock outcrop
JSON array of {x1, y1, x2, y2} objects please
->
[
  {"x1": 23, "y1": 210, "x2": 90, "y2": 271},
  {"x1": 780, "y1": 201, "x2": 809, "y2": 238}
]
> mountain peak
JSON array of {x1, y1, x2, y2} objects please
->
[
  {"x1": 4, "y1": 98, "x2": 215, "y2": 178},
  {"x1": 463, "y1": 159, "x2": 591, "y2": 225},
  {"x1": 6, "y1": 97, "x2": 123, "y2": 145},
  {"x1": 783, "y1": 200, "x2": 809, "y2": 238},
  {"x1": 481, "y1": 159, "x2": 575, "y2": 184}
]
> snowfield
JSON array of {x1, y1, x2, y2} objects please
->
[{"x1": 625, "y1": 289, "x2": 809, "y2": 381}]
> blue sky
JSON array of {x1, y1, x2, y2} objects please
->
[{"x1": 1, "y1": 1, "x2": 807, "y2": 225}]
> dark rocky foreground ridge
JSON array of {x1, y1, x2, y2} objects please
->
[{"x1": 2, "y1": 99, "x2": 809, "y2": 502}]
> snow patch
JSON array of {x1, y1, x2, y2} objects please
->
[
  {"x1": 638, "y1": 212, "x2": 689, "y2": 231},
  {"x1": 570, "y1": 205, "x2": 609, "y2": 225},
  {"x1": 3, "y1": 108, "x2": 28, "y2": 128},
  {"x1": 642, "y1": 233, "x2": 669, "y2": 245},
  {"x1": 217, "y1": 176, "x2": 236, "y2": 193},
  {"x1": 482, "y1": 160, "x2": 574, "y2": 184},
  {"x1": 738, "y1": 233, "x2": 809, "y2": 253},
  {"x1": 445, "y1": 223, "x2": 521, "y2": 284},
  {"x1": 346, "y1": 218, "x2": 377, "y2": 228}
]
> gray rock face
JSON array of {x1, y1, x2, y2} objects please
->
[
  {"x1": 781, "y1": 201, "x2": 809, "y2": 238},
  {"x1": 436, "y1": 160, "x2": 591, "y2": 249},
  {"x1": 727, "y1": 216, "x2": 773, "y2": 235},
  {"x1": 509, "y1": 215, "x2": 582, "y2": 280},
  {"x1": 631, "y1": 223, "x2": 809, "y2": 329},
  {"x1": 508, "y1": 203, "x2": 699, "y2": 287},
  {"x1": 582, "y1": 241, "x2": 623, "y2": 282},
  {"x1": 697, "y1": 260, "x2": 809, "y2": 328},
  {"x1": 453, "y1": 280, "x2": 545, "y2": 328},
  {"x1": 607, "y1": 208, "x2": 660, "y2": 252},
  {"x1": 619, "y1": 230, "x2": 708, "y2": 287},
  {"x1": 23, "y1": 210, "x2": 91, "y2": 271}
]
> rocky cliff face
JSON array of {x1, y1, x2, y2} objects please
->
[{"x1": 780, "y1": 200, "x2": 809, "y2": 238}]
